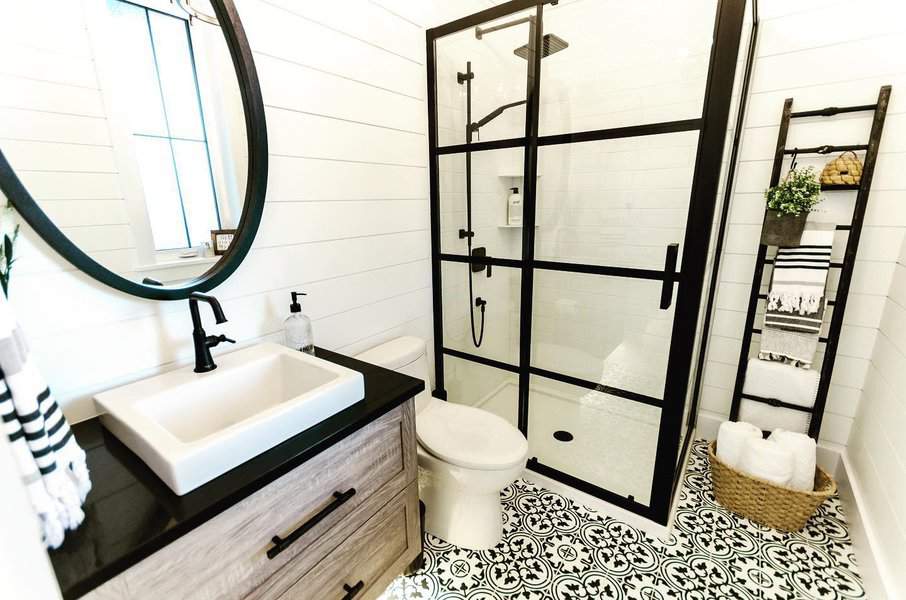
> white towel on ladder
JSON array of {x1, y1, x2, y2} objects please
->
[{"x1": 740, "y1": 358, "x2": 819, "y2": 434}]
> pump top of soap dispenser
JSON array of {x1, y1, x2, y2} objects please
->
[
  {"x1": 511, "y1": 187, "x2": 519, "y2": 193},
  {"x1": 290, "y1": 291, "x2": 307, "y2": 313}
]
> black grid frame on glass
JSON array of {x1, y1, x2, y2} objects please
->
[
  {"x1": 681, "y1": 0, "x2": 761, "y2": 504},
  {"x1": 426, "y1": 0, "x2": 748, "y2": 524}
]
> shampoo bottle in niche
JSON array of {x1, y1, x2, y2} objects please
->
[
  {"x1": 284, "y1": 291, "x2": 315, "y2": 355},
  {"x1": 507, "y1": 187, "x2": 522, "y2": 226}
]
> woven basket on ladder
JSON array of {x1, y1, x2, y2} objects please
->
[{"x1": 820, "y1": 150, "x2": 863, "y2": 185}]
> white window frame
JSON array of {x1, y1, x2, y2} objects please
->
[{"x1": 82, "y1": 0, "x2": 242, "y2": 270}]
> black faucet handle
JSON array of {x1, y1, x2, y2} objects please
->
[{"x1": 206, "y1": 334, "x2": 236, "y2": 348}]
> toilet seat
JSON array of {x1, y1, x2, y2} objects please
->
[{"x1": 417, "y1": 401, "x2": 528, "y2": 471}]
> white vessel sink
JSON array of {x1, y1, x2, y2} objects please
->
[{"x1": 96, "y1": 343, "x2": 365, "y2": 495}]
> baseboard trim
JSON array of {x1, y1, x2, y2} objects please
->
[
  {"x1": 695, "y1": 410, "x2": 723, "y2": 440},
  {"x1": 837, "y1": 449, "x2": 898, "y2": 600},
  {"x1": 696, "y1": 410, "x2": 892, "y2": 598}
]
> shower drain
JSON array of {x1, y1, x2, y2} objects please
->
[{"x1": 553, "y1": 430, "x2": 574, "y2": 442}]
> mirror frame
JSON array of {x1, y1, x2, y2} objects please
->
[{"x1": 0, "y1": 0, "x2": 267, "y2": 301}]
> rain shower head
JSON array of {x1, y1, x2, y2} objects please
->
[
  {"x1": 474, "y1": 14, "x2": 569, "y2": 60},
  {"x1": 514, "y1": 34, "x2": 569, "y2": 60}
]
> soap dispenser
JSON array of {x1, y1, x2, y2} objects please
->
[
  {"x1": 284, "y1": 292, "x2": 315, "y2": 355},
  {"x1": 507, "y1": 187, "x2": 522, "y2": 226}
]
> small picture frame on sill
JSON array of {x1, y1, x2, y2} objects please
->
[{"x1": 210, "y1": 229, "x2": 237, "y2": 256}]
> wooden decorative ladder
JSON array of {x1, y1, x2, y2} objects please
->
[{"x1": 728, "y1": 85, "x2": 892, "y2": 439}]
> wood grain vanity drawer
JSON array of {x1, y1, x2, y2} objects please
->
[
  {"x1": 274, "y1": 481, "x2": 420, "y2": 600},
  {"x1": 83, "y1": 401, "x2": 415, "y2": 600}
]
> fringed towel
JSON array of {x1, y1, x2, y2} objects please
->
[
  {"x1": 759, "y1": 226, "x2": 834, "y2": 368},
  {"x1": 0, "y1": 294, "x2": 90, "y2": 549}
]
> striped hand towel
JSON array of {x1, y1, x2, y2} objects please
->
[
  {"x1": 0, "y1": 294, "x2": 90, "y2": 549},
  {"x1": 759, "y1": 226, "x2": 834, "y2": 368}
]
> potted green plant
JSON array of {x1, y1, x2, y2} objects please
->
[
  {"x1": 0, "y1": 203, "x2": 19, "y2": 298},
  {"x1": 762, "y1": 166, "x2": 822, "y2": 246}
]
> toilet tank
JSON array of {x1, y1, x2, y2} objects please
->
[{"x1": 355, "y1": 337, "x2": 432, "y2": 413}]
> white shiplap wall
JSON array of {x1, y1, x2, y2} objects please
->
[
  {"x1": 698, "y1": 0, "x2": 906, "y2": 446},
  {"x1": 847, "y1": 234, "x2": 906, "y2": 596},
  {"x1": 0, "y1": 0, "x2": 504, "y2": 422}
]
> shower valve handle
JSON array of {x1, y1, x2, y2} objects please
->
[{"x1": 459, "y1": 229, "x2": 475, "y2": 239}]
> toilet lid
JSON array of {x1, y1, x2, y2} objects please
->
[{"x1": 417, "y1": 402, "x2": 528, "y2": 470}]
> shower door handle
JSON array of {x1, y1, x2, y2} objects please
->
[{"x1": 659, "y1": 243, "x2": 679, "y2": 310}]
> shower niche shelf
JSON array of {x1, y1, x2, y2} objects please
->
[{"x1": 499, "y1": 173, "x2": 540, "y2": 228}]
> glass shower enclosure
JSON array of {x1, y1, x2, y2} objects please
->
[{"x1": 426, "y1": 0, "x2": 749, "y2": 524}]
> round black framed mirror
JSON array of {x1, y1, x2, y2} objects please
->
[{"x1": 0, "y1": 0, "x2": 266, "y2": 300}]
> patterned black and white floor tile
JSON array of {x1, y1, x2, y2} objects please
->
[{"x1": 380, "y1": 440, "x2": 865, "y2": 600}]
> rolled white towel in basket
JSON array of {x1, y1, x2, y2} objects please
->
[
  {"x1": 716, "y1": 420, "x2": 762, "y2": 469},
  {"x1": 738, "y1": 437, "x2": 794, "y2": 486},
  {"x1": 769, "y1": 429, "x2": 817, "y2": 492}
]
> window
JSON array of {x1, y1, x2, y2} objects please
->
[{"x1": 106, "y1": 0, "x2": 221, "y2": 250}]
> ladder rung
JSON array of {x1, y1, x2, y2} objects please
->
[
  {"x1": 739, "y1": 393, "x2": 814, "y2": 413},
  {"x1": 790, "y1": 103, "x2": 877, "y2": 118},
  {"x1": 752, "y1": 328, "x2": 828, "y2": 344},
  {"x1": 821, "y1": 183, "x2": 861, "y2": 191},
  {"x1": 762, "y1": 259, "x2": 844, "y2": 268},
  {"x1": 757, "y1": 293, "x2": 835, "y2": 307},
  {"x1": 783, "y1": 144, "x2": 868, "y2": 155}
]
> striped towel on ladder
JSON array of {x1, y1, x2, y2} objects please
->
[
  {"x1": 0, "y1": 294, "x2": 90, "y2": 549},
  {"x1": 759, "y1": 226, "x2": 834, "y2": 368}
]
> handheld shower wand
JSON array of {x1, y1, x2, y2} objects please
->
[{"x1": 459, "y1": 61, "x2": 487, "y2": 348}]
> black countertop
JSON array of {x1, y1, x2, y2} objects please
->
[{"x1": 48, "y1": 348, "x2": 424, "y2": 600}]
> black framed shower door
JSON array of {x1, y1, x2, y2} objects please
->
[{"x1": 426, "y1": 0, "x2": 746, "y2": 525}]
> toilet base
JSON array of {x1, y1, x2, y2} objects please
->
[
  {"x1": 417, "y1": 447, "x2": 524, "y2": 551},
  {"x1": 421, "y1": 485, "x2": 504, "y2": 551}
]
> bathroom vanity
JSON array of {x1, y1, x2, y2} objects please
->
[{"x1": 49, "y1": 349, "x2": 424, "y2": 600}]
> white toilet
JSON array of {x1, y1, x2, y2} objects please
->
[{"x1": 357, "y1": 336, "x2": 528, "y2": 550}]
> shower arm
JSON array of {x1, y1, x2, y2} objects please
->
[
  {"x1": 469, "y1": 100, "x2": 527, "y2": 133},
  {"x1": 474, "y1": 16, "x2": 533, "y2": 40}
]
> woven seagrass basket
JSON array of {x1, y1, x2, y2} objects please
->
[
  {"x1": 708, "y1": 441, "x2": 836, "y2": 532},
  {"x1": 820, "y1": 151, "x2": 863, "y2": 185}
]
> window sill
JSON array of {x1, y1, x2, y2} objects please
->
[{"x1": 133, "y1": 255, "x2": 219, "y2": 273}]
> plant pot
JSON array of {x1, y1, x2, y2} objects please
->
[{"x1": 761, "y1": 210, "x2": 807, "y2": 247}]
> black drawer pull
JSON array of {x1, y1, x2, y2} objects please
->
[
  {"x1": 341, "y1": 580, "x2": 364, "y2": 600},
  {"x1": 266, "y1": 488, "x2": 356, "y2": 559}
]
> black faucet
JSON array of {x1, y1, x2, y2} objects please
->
[{"x1": 189, "y1": 292, "x2": 235, "y2": 373}]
